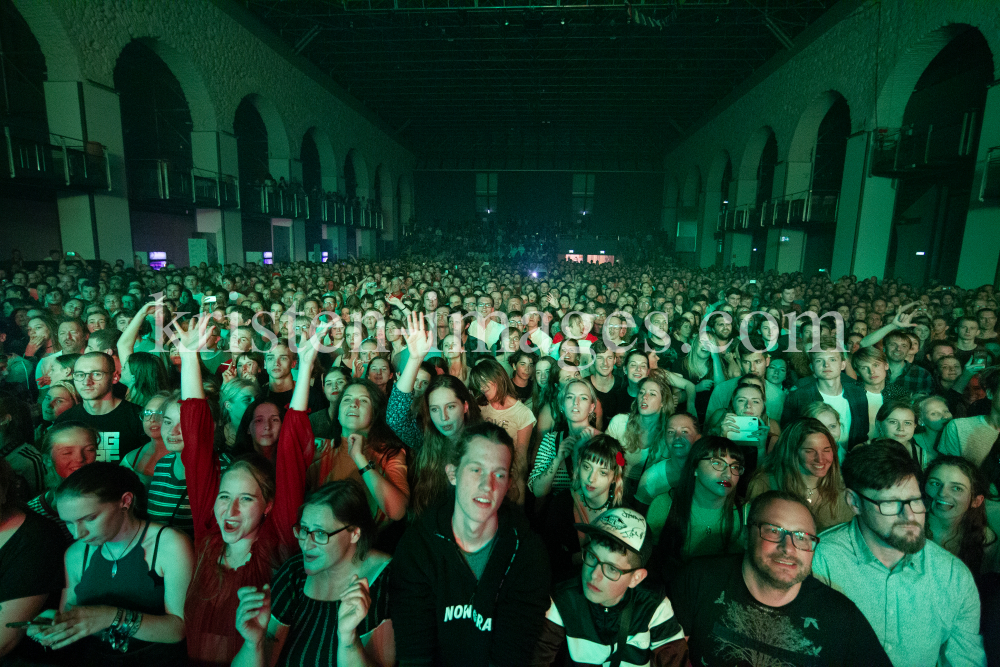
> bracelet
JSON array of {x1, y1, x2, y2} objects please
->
[
  {"x1": 358, "y1": 460, "x2": 376, "y2": 475},
  {"x1": 110, "y1": 607, "x2": 124, "y2": 631}
]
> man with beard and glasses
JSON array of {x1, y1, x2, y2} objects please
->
[
  {"x1": 670, "y1": 491, "x2": 889, "y2": 666},
  {"x1": 811, "y1": 445, "x2": 986, "y2": 666}
]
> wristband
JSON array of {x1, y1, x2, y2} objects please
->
[{"x1": 358, "y1": 460, "x2": 376, "y2": 475}]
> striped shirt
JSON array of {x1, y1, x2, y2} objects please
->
[
  {"x1": 3, "y1": 442, "x2": 46, "y2": 496},
  {"x1": 146, "y1": 453, "x2": 192, "y2": 536},
  {"x1": 529, "y1": 431, "x2": 573, "y2": 495},
  {"x1": 535, "y1": 581, "x2": 686, "y2": 667}
]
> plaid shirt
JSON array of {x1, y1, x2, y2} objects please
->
[{"x1": 888, "y1": 361, "x2": 935, "y2": 396}]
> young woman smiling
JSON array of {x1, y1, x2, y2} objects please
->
[
  {"x1": 647, "y1": 436, "x2": 744, "y2": 573},
  {"x1": 746, "y1": 418, "x2": 853, "y2": 532},
  {"x1": 538, "y1": 436, "x2": 626, "y2": 583},
  {"x1": 924, "y1": 456, "x2": 999, "y2": 575},
  {"x1": 635, "y1": 412, "x2": 701, "y2": 512},
  {"x1": 528, "y1": 379, "x2": 601, "y2": 499},
  {"x1": 233, "y1": 480, "x2": 394, "y2": 667},
  {"x1": 176, "y1": 316, "x2": 315, "y2": 665}
]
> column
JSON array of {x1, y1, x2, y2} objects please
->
[
  {"x1": 956, "y1": 82, "x2": 1000, "y2": 288},
  {"x1": 191, "y1": 130, "x2": 244, "y2": 265},
  {"x1": 328, "y1": 225, "x2": 348, "y2": 261},
  {"x1": 722, "y1": 233, "x2": 752, "y2": 267},
  {"x1": 697, "y1": 190, "x2": 721, "y2": 268},
  {"x1": 356, "y1": 229, "x2": 376, "y2": 259},
  {"x1": 831, "y1": 131, "x2": 896, "y2": 280},
  {"x1": 44, "y1": 80, "x2": 132, "y2": 262},
  {"x1": 291, "y1": 218, "x2": 307, "y2": 261}
]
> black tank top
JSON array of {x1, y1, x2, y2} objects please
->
[{"x1": 76, "y1": 521, "x2": 167, "y2": 616}]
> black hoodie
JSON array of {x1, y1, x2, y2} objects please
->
[{"x1": 390, "y1": 491, "x2": 551, "y2": 667}]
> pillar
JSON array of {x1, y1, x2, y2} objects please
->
[
  {"x1": 956, "y1": 82, "x2": 1000, "y2": 288},
  {"x1": 44, "y1": 80, "x2": 131, "y2": 262},
  {"x1": 327, "y1": 225, "x2": 348, "y2": 261},
  {"x1": 191, "y1": 130, "x2": 244, "y2": 265},
  {"x1": 697, "y1": 191, "x2": 721, "y2": 268},
  {"x1": 356, "y1": 229, "x2": 376, "y2": 259},
  {"x1": 291, "y1": 218, "x2": 307, "y2": 261},
  {"x1": 765, "y1": 228, "x2": 806, "y2": 273},
  {"x1": 830, "y1": 131, "x2": 896, "y2": 280},
  {"x1": 722, "y1": 233, "x2": 752, "y2": 267}
]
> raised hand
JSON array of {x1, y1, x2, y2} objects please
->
[
  {"x1": 174, "y1": 315, "x2": 215, "y2": 355},
  {"x1": 235, "y1": 585, "x2": 271, "y2": 645},
  {"x1": 337, "y1": 576, "x2": 371, "y2": 643},
  {"x1": 299, "y1": 319, "x2": 334, "y2": 367},
  {"x1": 893, "y1": 302, "x2": 921, "y2": 328},
  {"x1": 404, "y1": 312, "x2": 434, "y2": 360}
]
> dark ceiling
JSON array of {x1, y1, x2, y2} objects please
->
[{"x1": 242, "y1": 0, "x2": 834, "y2": 168}]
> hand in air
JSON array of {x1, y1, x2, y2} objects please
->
[
  {"x1": 404, "y1": 312, "x2": 434, "y2": 361},
  {"x1": 235, "y1": 585, "x2": 271, "y2": 645}
]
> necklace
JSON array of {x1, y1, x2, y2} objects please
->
[
  {"x1": 103, "y1": 522, "x2": 141, "y2": 578},
  {"x1": 582, "y1": 493, "x2": 611, "y2": 513},
  {"x1": 804, "y1": 485, "x2": 818, "y2": 504}
]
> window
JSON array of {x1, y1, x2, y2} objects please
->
[
  {"x1": 572, "y1": 173, "x2": 595, "y2": 217},
  {"x1": 476, "y1": 173, "x2": 498, "y2": 215}
]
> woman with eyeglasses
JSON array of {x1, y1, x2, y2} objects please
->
[
  {"x1": 924, "y1": 455, "x2": 999, "y2": 575},
  {"x1": 233, "y1": 479, "x2": 394, "y2": 666},
  {"x1": 647, "y1": 436, "x2": 745, "y2": 573},
  {"x1": 538, "y1": 435, "x2": 625, "y2": 583},
  {"x1": 746, "y1": 418, "x2": 854, "y2": 532},
  {"x1": 176, "y1": 318, "x2": 314, "y2": 665},
  {"x1": 120, "y1": 392, "x2": 172, "y2": 488}
]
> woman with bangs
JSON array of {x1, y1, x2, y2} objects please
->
[
  {"x1": 605, "y1": 371, "x2": 677, "y2": 505},
  {"x1": 868, "y1": 399, "x2": 927, "y2": 469},
  {"x1": 745, "y1": 418, "x2": 854, "y2": 532},
  {"x1": 470, "y1": 358, "x2": 536, "y2": 504},
  {"x1": 647, "y1": 436, "x2": 744, "y2": 575},
  {"x1": 538, "y1": 435, "x2": 626, "y2": 583},
  {"x1": 528, "y1": 378, "x2": 600, "y2": 499},
  {"x1": 214, "y1": 378, "x2": 260, "y2": 454},
  {"x1": 310, "y1": 366, "x2": 350, "y2": 440},
  {"x1": 175, "y1": 315, "x2": 316, "y2": 665}
]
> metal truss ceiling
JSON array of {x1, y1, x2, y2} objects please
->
[{"x1": 243, "y1": 0, "x2": 833, "y2": 163}]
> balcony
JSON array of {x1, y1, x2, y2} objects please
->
[
  {"x1": 127, "y1": 158, "x2": 239, "y2": 209},
  {"x1": 3, "y1": 126, "x2": 110, "y2": 191},
  {"x1": 870, "y1": 114, "x2": 979, "y2": 178},
  {"x1": 718, "y1": 190, "x2": 839, "y2": 231}
]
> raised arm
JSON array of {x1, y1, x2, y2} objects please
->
[
  {"x1": 117, "y1": 301, "x2": 158, "y2": 369},
  {"x1": 859, "y1": 302, "x2": 919, "y2": 347},
  {"x1": 397, "y1": 312, "x2": 433, "y2": 394}
]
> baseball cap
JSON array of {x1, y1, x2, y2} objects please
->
[{"x1": 575, "y1": 507, "x2": 652, "y2": 567}]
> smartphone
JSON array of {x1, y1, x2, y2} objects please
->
[
  {"x1": 7, "y1": 619, "x2": 54, "y2": 629},
  {"x1": 730, "y1": 416, "x2": 761, "y2": 442},
  {"x1": 203, "y1": 296, "x2": 217, "y2": 304},
  {"x1": 971, "y1": 351, "x2": 987, "y2": 371},
  {"x1": 749, "y1": 279, "x2": 757, "y2": 284},
  {"x1": 67, "y1": 252, "x2": 76, "y2": 257}
]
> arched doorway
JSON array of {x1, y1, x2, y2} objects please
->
[
  {"x1": 886, "y1": 28, "x2": 992, "y2": 286},
  {"x1": 235, "y1": 97, "x2": 273, "y2": 259}
]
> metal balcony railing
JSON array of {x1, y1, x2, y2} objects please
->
[
  {"x1": 126, "y1": 158, "x2": 239, "y2": 209},
  {"x1": 3, "y1": 126, "x2": 111, "y2": 191},
  {"x1": 871, "y1": 114, "x2": 979, "y2": 178},
  {"x1": 718, "y1": 190, "x2": 839, "y2": 231}
]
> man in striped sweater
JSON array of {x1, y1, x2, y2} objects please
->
[{"x1": 532, "y1": 507, "x2": 688, "y2": 667}]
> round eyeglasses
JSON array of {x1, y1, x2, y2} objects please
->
[{"x1": 701, "y1": 457, "x2": 745, "y2": 476}]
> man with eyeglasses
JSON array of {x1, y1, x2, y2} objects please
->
[
  {"x1": 532, "y1": 507, "x2": 688, "y2": 666},
  {"x1": 467, "y1": 295, "x2": 504, "y2": 357},
  {"x1": 811, "y1": 444, "x2": 986, "y2": 666},
  {"x1": 55, "y1": 351, "x2": 148, "y2": 462},
  {"x1": 671, "y1": 490, "x2": 889, "y2": 666}
]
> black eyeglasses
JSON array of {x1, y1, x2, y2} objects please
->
[
  {"x1": 582, "y1": 549, "x2": 639, "y2": 582},
  {"x1": 755, "y1": 523, "x2": 820, "y2": 552},
  {"x1": 854, "y1": 491, "x2": 926, "y2": 516},
  {"x1": 292, "y1": 524, "x2": 351, "y2": 545},
  {"x1": 701, "y1": 457, "x2": 745, "y2": 476}
]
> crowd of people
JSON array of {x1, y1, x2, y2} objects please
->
[{"x1": 0, "y1": 251, "x2": 998, "y2": 666}]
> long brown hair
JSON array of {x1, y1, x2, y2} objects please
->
[
  {"x1": 410, "y1": 375, "x2": 482, "y2": 514},
  {"x1": 621, "y1": 372, "x2": 676, "y2": 454},
  {"x1": 925, "y1": 455, "x2": 992, "y2": 574},
  {"x1": 752, "y1": 418, "x2": 847, "y2": 518}
]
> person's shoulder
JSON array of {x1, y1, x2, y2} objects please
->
[
  {"x1": 607, "y1": 413, "x2": 628, "y2": 432},
  {"x1": 18, "y1": 510, "x2": 66, "y2": 550},
  {"x1": 115, "y1": 399, "x2": 144, "y2": 416},
  {"x1": 54, "y1": 403, "x2": 87, "y2": 422},
  {"x1": 815, "y1": 520, "x2": 855, "y2": 554},
  {"x1": 920, "y1": 539, "x2": 979, "y2": 590},
  {"x1": 150, "y1": 522, "x2": 194, "y2": 556}
]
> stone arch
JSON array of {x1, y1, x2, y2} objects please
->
[
  {"x1": 663, "y1": 174, "x2": 679, "y2": 209},
  {"x1": 738, "y1": 127, "x2": 776, "y2": 183},
  {"x1": 10, "y1": 0, "x2": 81, "y2": 81},
  {"x1": 304, "y1": 127, "x2": 338, "y2": 193},
  {"x1": 241, "y1": 93, "x2": 290, "y2": 160},
  {"x1": 130, "y1": 37, "x2": 217, "y2": 134},
  {"x1": 397, "y1": 173, "x2": 414, "y2": 234},
  {"x1": 786, "y1": 90, "x2": 850, "y2": 195},
  {"x1": 874, "y1": 23, "x2": 986, "y2": 129},
  {"x1": 681, "y1": 165, "x2": 701, "y2": 208},
  {"x1": 706, "y1": 150, "x2": 733, "y2": 195}
]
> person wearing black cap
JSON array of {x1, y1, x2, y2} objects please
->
[{"x1": 532, "y1": 507, "x2": 688, "y2": 667}]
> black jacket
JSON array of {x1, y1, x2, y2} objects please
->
[
  {"x1": 780, "y1": 373, "x2": 870, "y2": 449},
  {"x1": 390, "y1": 491, "x2": 551, "y2": 667}
]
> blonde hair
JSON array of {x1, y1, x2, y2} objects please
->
[{"x1": 622, "y1": 371, "x2": 675, "y2": 454}]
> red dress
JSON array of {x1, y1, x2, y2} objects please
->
[{"x1": 180, "y1": 398, "x2": 314, "y2": 666}]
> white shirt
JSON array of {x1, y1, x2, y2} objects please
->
[{"x1": 865, "y1": 391, "x2": 884, "y2": 439}]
